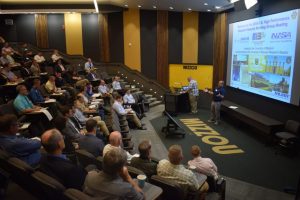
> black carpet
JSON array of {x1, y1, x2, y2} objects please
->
[{"x1": 150, "y1": 109, "x2": 300, "y2": 191}]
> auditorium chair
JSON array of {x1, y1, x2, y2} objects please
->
[
  {"x1": 127, "y1": 166, "x2": 146, "y2": 179},
  {"x1": 6, "y1": 157, "x2": 37, "y2": 196},
  {"x1": 0, "y1": 149, "x2": 11, "y2": 196},
  {"x1": 275, "y1": 120, "x2": 300, "y2": 155},
  {"x1": 31, "y1": 171, "x2": 66, "y2": 200},
  {"x1": 150, "y1": 175, "x2": 185, "y2": 200},
  {"x1": 63, "y1": 188, "x2": 93, "y2": 200},
  {"x1": 75, "y1": 149, "x2": 102, "y2": 169}
]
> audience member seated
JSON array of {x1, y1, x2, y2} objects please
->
[
  {"x1": 84, "y1": 58, "x2": 94, "y2": 73},
  {"x1": 188, "y1": 145, "x2": 218, "y2": 180},
  {"x1": 13, "y1": 84, "x2": 42, "y2": 114},
  {"x1": 0, "y1": 114, "x2": 41, "y2": 166},
  {"x1": 130, "y1": 140, "x2": 157, "y2": 177},
  {"x1": 112, "y1": 76, "x2": 125, "y2": 96},
  {"x1": 33, "y1": 51, "x2": 46, "y2": 71},
  {"x1": 98, "y1": 79, "x2": 113, "y2": 105},
  {"x1": 29, "y1": 79, "x2": 49, "y2": 104},
  {"x1": 19, "y1": 43, "x2": 33, "y2": 58},
  {"x1": 40, "y1": 129, "x2": 87, "y2": 190},
  {"x1": 45, "y1": 76, "x2": 58, "y2": 94},
  {"x1": 74, "y1": 98, "x2": 109, "y2": 137},
  {"x1": 77, "y1": 85, "x2": 91, "y2": 105},
  {"x1": 60, "y1": 106, "x2": 84, "y2": 141},
  {"x1": 86, "y1": 70, "x2": 98, "y2": 82},
  {"x1": 0, "y1": 66, "x2": 8, "y2": 85},
  {"x1": 30, "y1": 60, "x2": 41, "y2": 76},
  {"x1": 113, "y1": 95, "x2": 146, "y2": 130},
  {"x1": 84, "y1": 148, "x2": 144, "y2": 200},
  {"x1": 20, "y1": 65, "x2": 32, "y2": 78},
  {"x1": 54, "y1": 59, "x2": 66, "y2": 74},
  {"x1": 64, "y1": 67, "x2": 82, "y2": 85},
  {"x1": 0, "y1": 51, "x2": 21, "y2": 67},
  {"x1": 51, "y1": 49, "x2": 63, "y2": 63},
  {"x1": 103, "y1": 131, "x2": 133, "y2": 160},
  {"x1": 1, "y1": 64, "x2": 21, "y2": 83},
  {"x1": 78, "y1": 119, "x2": 105, "y2": 157},
  {"x1": 123, "y1": 89, "x2": 145, "y2": 118},
  {"x1": 157, "y1": 145, "x2": 209, "y2": 200},
  {"x1": 1, "y1": 42, "x2": 22, "y2": 61}
]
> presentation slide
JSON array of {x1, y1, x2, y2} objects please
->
[{"x1": 227, "y1": 9, "x2": 300, "y2": 105}]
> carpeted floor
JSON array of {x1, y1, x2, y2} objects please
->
[{"x1": 150, "y1": 109, "x2": 300, "y2": 192}]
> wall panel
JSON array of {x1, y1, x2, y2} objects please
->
[
  {"x1": 16, "y1": 14, "x2": 36, "y2": 45},
  {"x1": 182, "y1": 12, "x2": 198, "y2": 63},
  {"x1": 35, "y1": 14, "x2": 49, "y2": 48},
  {"x1": 108, "y1": 12, "x2": 124, "y2": 63},
  {"x1": 123, "y1": 9, "x2": 141, "y2": 71},
  {"x1": 64, "y1": 13, "x2": 83, "y2": 55},
  {"x1": 140, "y1": 10, "x2": 157, "y2": 80},
  {"x1": 99, "y1": 13, "x2": 110, "y2": 62},
  {"x1": 82, "y1": 14, "x2": 100, "y2": 61},
  {"x1": 47, "y1": 14, "x2": 66, "y2": 53},
  {"x1": 168, "y1": 12, "x2": 182, "y2": 64}
]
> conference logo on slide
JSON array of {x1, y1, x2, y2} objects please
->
[
  {"x1": 252, "y1": 32, "x2": 265, "y2": 45},
  {"x1": 291, "y1": 10, "x2": 298, "y2": 20}
]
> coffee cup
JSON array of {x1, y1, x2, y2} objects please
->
[{"x1": 137, "y1": 174, "x2": 147, "y2": 188}]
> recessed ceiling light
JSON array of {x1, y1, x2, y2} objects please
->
[
  {"x1": 207, "y1": 9, "x2": 211, "y2": 12},
  {"x1": 188, "y1": 8, "x2": 192, "y2": 11},
  {"x1": 215, "y1": 6, "x2": 221, "y2": 9},
  {"x1": 153, "y1": 5, "x2": 157, "y2": 9},
  {"x1": 204, "y1": 3, "x2": 208, "y2": 6},
  {"x1": 230, "y1": 0, "x2": 240, "y2": 3},
  {"x1": 138, "y1": 5, "x2": 142, "y2": 8},
  {"x1": 124, "y1": 4, "x2": 128, "y2": 7},
  {"x1": 169, "y1": 7, "x2": 174, "y2": 10}
]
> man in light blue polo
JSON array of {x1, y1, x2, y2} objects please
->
[{"x1": 13, "y1": 84, "x2": 41, "y2": 114}]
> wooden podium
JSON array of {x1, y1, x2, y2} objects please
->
[{"x1": 164, "y1": 92, "x2": 190, "y2": 115}]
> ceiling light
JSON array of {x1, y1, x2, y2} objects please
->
[
  {"x1": 215, "y1": 6, "x2": 221, "y2": 9},
  {"x1": 204, "y1": 3, "x2": 208, "y2": 6},
  {"x1": 124, "y1": 4, "x2": 128, "y2": 7},
  {"x1": 188, "y1": 8, "x2": 192, "y2": 11},
  {"x1": 230, "y1": 0, "x2": 240, "y2": 3},
  {"x1": 244, "y1": 0, "x2": 258, "y2": 9},
  {"x1": 169, "y1": 7, "x2": 174, "y2": 10},
  {"x1": 138, "y1": 5, "x2": 142, "y2": 8},
  {"x1": 207, "y1": 9, "x2": 211, "y2": 12},
  {"x1": 153, "y1": 6, "x2": 157, "y2": 9},
  {"x1": 93, "y1": 0, "x2": 99, "y2": 13}
]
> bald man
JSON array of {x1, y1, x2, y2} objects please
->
[
  {"x1": 103, "y1": 131, "x2": 133, "y2": 160},
  {"x1": 157, "y1": 145, "x2": 209, "y2": 200},
  {"x1": 39, "y1": 129, "x2": 87, "y2": 190}
]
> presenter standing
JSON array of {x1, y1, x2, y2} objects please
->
[
  {"x1": 207, "y1": 80, "x2": 225, "y2": 125},
  {"x1": 187, "y1": 76, "x2": 199, "y2": 114}
]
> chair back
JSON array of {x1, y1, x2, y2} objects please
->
[
  {"x1": 75, "y1": 149, "x2": 101, "y2": 169},
  {"x1": 286, "y1": 120, "x2": 300, "y2": 134},
  {"x1": 32, "y1": 171, "x2": 66, "y2": 200},
  {"x1": 111, "y1": 108, "x2": 121, "y2": 132},
  {"x1": 127, "y1": 165, "x2": 145, "y2": 179},
  {"x1": 0, "y1": 149, "x2": 11, "y2": 172},
  {"x1": 96, "y1": 156, "x2": 103, "y2": 170},
  {"x1": 150, "y1": 175, "x2": 185, "y2": 200},
  {"x1": 64, "y1": 188, "x2": 93, "y2": 200},
  {"x1": 0, "y1": 101, "x2": 18, "y2": 116}
]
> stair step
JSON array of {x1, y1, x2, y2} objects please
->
[
  {"x1": 149, "y1": 100, "x2": 163, "y2": 107},
  {"x1": 124, "y1": 85, "x2": 131, "y2": 88},
  {"x1": 144, "y1": 94, "x2": 152, "y2": 99},
  {"x1": 130, "y1": 88, "x2": 140, "y2": 92},
  {"x1": 149, "y1": 97, "x2": 157, "y2": 103},
  {"x1": 133, "y1": 91, "x2": 144, "y2": 95}
]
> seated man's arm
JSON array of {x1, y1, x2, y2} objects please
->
[{"x1": 11, "y1": 138, "x2": 41, "y2": 155}]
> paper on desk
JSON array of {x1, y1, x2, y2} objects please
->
[
  {"x1": 34, "y1": 109, "x2": 53, "y2": 121},
  {"x1": 45, "y1": 99, "x2": 56, "y2": 103},
  {"x1": 20, "y1": 123, "x2": 31, "y2": 129},
  {"x1": 92, "y1": 93, "x2": 101, "y2": 98},
  {"x1": 229, "y1": 106, "x2": 238, "y2": 109},
  {"x1": 89, "y1": 105, "x2": 96, "y2": 109}
]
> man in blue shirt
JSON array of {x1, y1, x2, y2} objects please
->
[
  {"x1": 14, "y1": 84, "x2": 41, "y2": 114},
  {"x1": 0, "y1": 114, "x2": 41, "y2": 166},
  {"x1": 207, "y1": 81, "x2": 225, "y2": 125},
  {"x1": 29, "y1": 79, "x2": 47, "y2": 104}
]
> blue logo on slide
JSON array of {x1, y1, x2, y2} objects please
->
[
  {"x1": 252, "y1": 32, "x2": 265, "y2": 40},
  {"x1": 271, "y1": 32, "x2": 291, "y2": 39}
]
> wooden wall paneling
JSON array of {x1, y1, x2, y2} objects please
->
[
  {"x1": 99, "y1": 13, "x2": 110, "y2": 62},
  {"x1": 213, "y1": 13, "x2": 227, "y2": 88},
  {"x1": 35, "y1": 14, "x2": 49, "y2": 48},
  {"x1": 157, "y1": 11, "x2": 169, "y2": 88}
]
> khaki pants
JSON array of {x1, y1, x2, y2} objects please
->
[
  {"x1": 198, "y1": 181, "x2": 209, "y2": 200},
  {"x1": 210, "y1": 101, "x2": 221, "y2": 122},
  {"x1": 92, "y1": 116, "x2": 110, "y2": 136},
  {"x1": 189, "y1": 93, "x2": 198, "y2": 113},
  {"x1": 127, "y1": 112, "x2": 142, "y2": 128}
]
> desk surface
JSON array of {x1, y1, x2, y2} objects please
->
[{"x1": 134, "y1": 180, "x2": 163, "y2": 200}]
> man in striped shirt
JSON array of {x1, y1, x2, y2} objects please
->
[{"x1": 187, "y1": 76, "x2": 199, "y2": 113}]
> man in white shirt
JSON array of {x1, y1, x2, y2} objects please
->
[
  {"x1": 98, "y1": 80, "x2": 113, "y2": 105},
  {"x1": 33, "y1": 52, "x2": 46, "y2": 71},
  {"x1": 112, "y1": 95, "x2": 146, "y2": 130},
  {"x1": 123, "y1": 89, "x2": 145, "y2": 118},
  {"x1": 112, "y1": 76, "x2": 125, "y2": 95},
  {"x1": 51, "y1": 49, "x2": 63, "y2": 63},
  {"x1": 84, "y1": 58, "x2": 94, "y2": 73}
]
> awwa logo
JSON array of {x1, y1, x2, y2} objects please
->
[
  {"x1": 271, "y1": 32, "x2": 291, "y2": 40},
  {"x1": 252, "y1": 32, "x2": 265, "y2": 40}
]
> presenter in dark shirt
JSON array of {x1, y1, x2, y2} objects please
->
[{"x1": 206, "y1": 80, "x2": 225, "y2": 125}]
